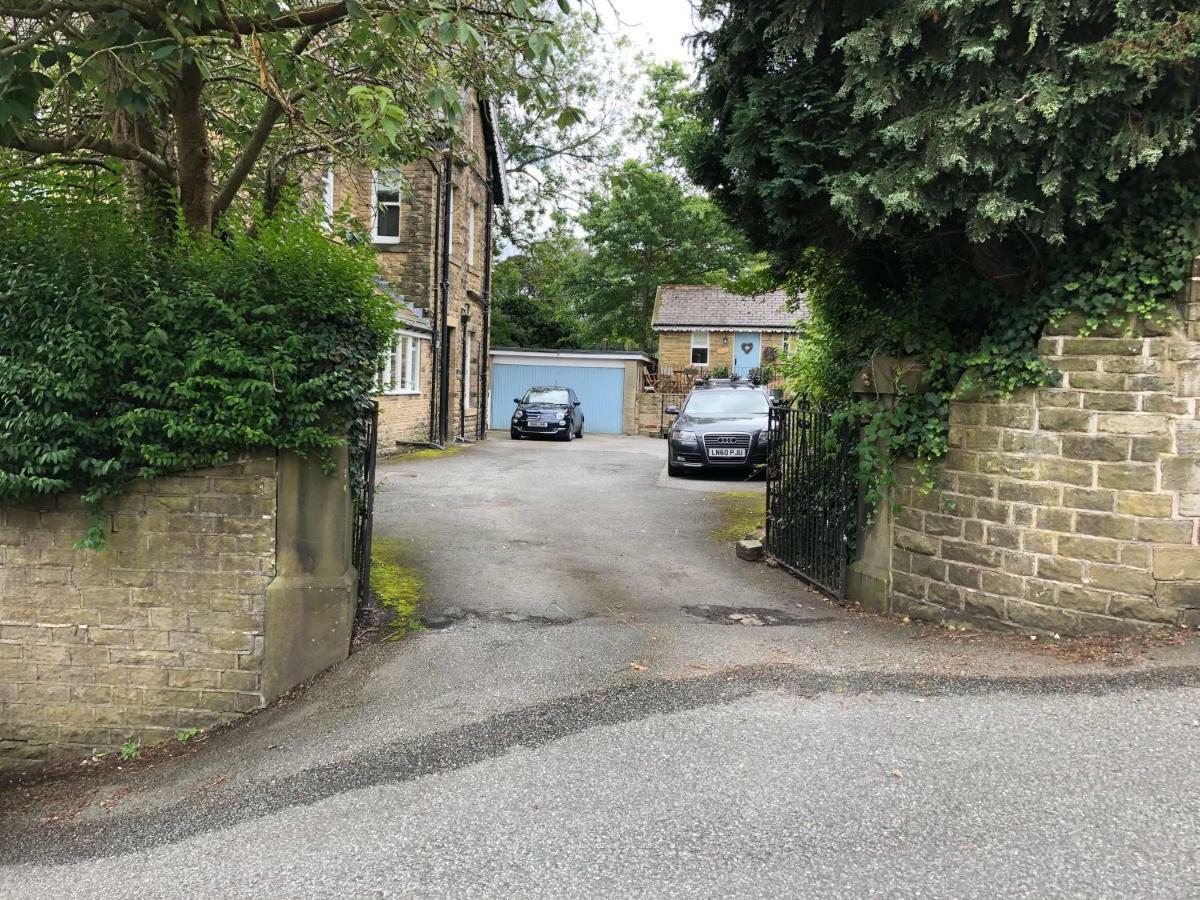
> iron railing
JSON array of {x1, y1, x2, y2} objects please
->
[
  {"x1": 350, "y1": 399, "x2": 380, "y2": 607},
  {"x1": 765, "y1": 398, "x2": 856, "y2": 600}
]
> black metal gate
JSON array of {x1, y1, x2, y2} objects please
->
[
  {"x1": 765, "y1": 398, "x2": 855, "y2": 600},
  {"x1": 350, "y1": 399, "x2": 380, "y2": 607}
]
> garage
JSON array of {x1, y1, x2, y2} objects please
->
[{"x1": 489, "y1": 350, "x2": 652, "y2": 434}]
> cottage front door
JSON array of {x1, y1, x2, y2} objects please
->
[{"x1": 733, "y1": 332, "x2": 761, "y2": 378}]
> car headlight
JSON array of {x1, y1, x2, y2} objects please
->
[
  {"x1": 556, "y1": 412, "x2": 566, "y2": 421},
  {"x1": 673, "y1": 430, "x2": 698, "y2": 446},
  {"x1": 514, "y1": 410, "x2": 524, "y2": 420}
]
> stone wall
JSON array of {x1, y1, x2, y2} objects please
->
[
  {"x1": 879, "y1": 294, "x2": 1200, "y2": 634},
  {"x1": 0, "y1": 457, "x2": 274, "y2": 765},
  {"x1": 0, "y1": 451, "x2": 357, "y2": 767},
  {"x1": 636, "y1": 390, "x2": 685, "y2": 438}
]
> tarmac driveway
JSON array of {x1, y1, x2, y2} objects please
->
[{"x1": 3, "y1": 435, "x2": 1200, "y2": 898}]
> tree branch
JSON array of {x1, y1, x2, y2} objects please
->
[
  {"x1": 211, "y1": 26, "x2": 323, "y2": 220},
  {"x1": 0, "y1": 130, "x2": 176, "y2": 183}
]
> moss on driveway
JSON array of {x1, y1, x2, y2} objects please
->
[
  {"x1": 708, "y1": 491, "x2": 765, "y2": 542},
  {"x1": 371, "y1": 538, "x2": 426, "y2": 639}
]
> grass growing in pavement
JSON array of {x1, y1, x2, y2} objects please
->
[
  {"x1": 370, "y1": 538, "x2": 426, "y2": 639},
  {"x1": 382, "y1": 445, "x2": 464, "y2": 463},
  {"x1": 709, "y1": 492, "x2": 766, "y2": 542}
]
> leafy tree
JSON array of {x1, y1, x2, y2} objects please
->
[
  {"x1": 575, "y1": 159, "x2": 747, "y2": 348},
  {"x1": 497, "y1": 8, "x2": 632, "y2": 248},
  {"x1": 692, "y1": 0, "x2": 1200, "y2": 495},
  {"x1": 0, "y1": 1, "x2": 574, "y2": 235},
  {"x1": 691, "y1": 1, "x2": 1200, "y2": 283},
  {"x1": 491, "y1": 227, "x2": 587, "y2": 348}
]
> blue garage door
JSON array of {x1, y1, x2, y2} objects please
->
[{"x1": 491, "y1": 363, "x2": 626, "y2": 433}]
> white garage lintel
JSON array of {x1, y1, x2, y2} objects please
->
[{"x1": 490, "y1": 349, "x2": 650, "y2": 369}]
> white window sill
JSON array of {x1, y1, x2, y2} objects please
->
[
  {"x1": 373, "y1": 236, "x2": 401, "y2": 245},
  {"x1": 380, "y1": 389, "x2": 422, "y2": 396}
]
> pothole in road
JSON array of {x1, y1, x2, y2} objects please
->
[
  {"x1": 682, "y1": 605, "x2": 834, "y2": 627},
  {"x1": 422, "y1": 607, "x2": 573, "y2": 630}
]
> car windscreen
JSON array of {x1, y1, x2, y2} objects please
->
[
  {"x1": 523, "y1": 389, "x2": 570, "y2": 405},
  {"x1": 684, "y1": 390, "x2": 769, "y2": 416}
]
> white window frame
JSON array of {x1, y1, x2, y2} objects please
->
[
  {"x1": 321, "y1": 168, "x2": 335, "y2": 228},
  {"x1": 464, "y1": 331, "x2": 475, "y2": 409},
  {"x1": 462, "y1": 89, "x2": 475, "y2": 146},
  {"x1": 467, "y1": 201, "x2": 477, "y2": 268},
  {"x1": 372, "y1": 170, "x2": 402, "y2": 244},
  {"x1": 379, "y1": 331, "x2": 425, "y2": 395},
  {"x1": 446, "y1": 182, "x2": 455, "y2": 258},
  {"x1": 690, "y1": 331, "x2": 710, "y2": 366}
]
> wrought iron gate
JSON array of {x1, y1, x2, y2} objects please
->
[
  {"x1": 765, "y1": 398, "x2": 856, "y2": 600},
  {"x1": 350, "y1": 399, "x2": 380, "y2": 607}
]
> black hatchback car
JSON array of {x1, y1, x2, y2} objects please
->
[
  {"x1": 510, "y1": 386, "x2": 585, "y2": 441},
  {"x1": 666, "y1": 379, "x2": 772, "y2": 476}
]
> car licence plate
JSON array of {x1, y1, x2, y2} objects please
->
[
  {"x1": 528, "y1": 421, "x2": 547, "y2": 427},
  {"x1": 709, "y1": 448, "x2": 746, "y2": 458}
]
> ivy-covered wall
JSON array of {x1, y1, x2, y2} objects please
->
[{"x1": 877, "y1": 278, "x2": 1200, "y2": 634}]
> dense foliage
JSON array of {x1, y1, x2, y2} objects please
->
[
  {"x1": 491, "y1": 227, "x2": 588, "y2": 349},
  {"x1": 692, "y1": 1, "x2": 1200, "y2": 494},
  {"x1": 0, "y1": 1, "x2": 574, "y2": 235},
  {"x1": 0, "y1": 199, "x2": 392, "y2": 543}
]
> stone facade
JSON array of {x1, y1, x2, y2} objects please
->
[
  {"x1": 0, "y1": 451, "x2": 357, "y2": 768},
  {"x1": 375, "y1": 336, "x2": 436, "y2": 453},
  {"x1": 874, "y1": 286, "x2": 1200, "y2": 634},
  {"x1": 657, "y1": 330, "x2": 787, "y2": 375},
  {"x1": 325, "y1": 93, "x2": 498, "y2": 446}
]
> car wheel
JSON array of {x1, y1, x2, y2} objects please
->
[
  {"x1": 510, "y1": 429, "x2": 521, "y2": 440},
  {"x1": 562, "y1": 426, "x2": 574, "y2": 442},
  {"x1": 577, "y1": 420, "x2": 584, "y2": 438}
]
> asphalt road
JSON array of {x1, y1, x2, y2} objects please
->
[{"x1": 2, "y1": 434, "x2": 1199, "y2": 898}]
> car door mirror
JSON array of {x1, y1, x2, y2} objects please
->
[
  {"x1": 513, "y1": 398, "x2": 521, "y2": 404},
  {"x1": 665, "y1": 405, "x2": 679, "y2": 415},
  {"x1": 573, "y1": 400, "x2": 581, "y2": 407}
]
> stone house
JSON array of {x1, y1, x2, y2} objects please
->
[
  {"x1": 320, "y1": 94, "x2": 506, "y2": 449},
  {"x1": 651, "y1": 286, "x2": 806, "y2": 381}
]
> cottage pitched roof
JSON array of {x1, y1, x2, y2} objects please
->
[{"x1": 651, "y1": 285, "x2": 806, "y2": 332}]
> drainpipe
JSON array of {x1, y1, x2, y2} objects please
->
[
  {"x1": 438, "y1": 153, "x2": 453, "y2": 446},
  {"x1": 478, "y1": 178, "x2": 494, "y2": 441},
  {"x1": 426, "y1": 159, "x2": 443, "y2": 446}
]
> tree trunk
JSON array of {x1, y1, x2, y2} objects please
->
[
  {"x1": 115, "y1": 111, "x2": 176, "y2": 242},
  {"x1": 172, "y1": 60, "x2": 214, "y2": 237}
]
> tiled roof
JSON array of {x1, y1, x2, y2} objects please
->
[{"x1": 651, "y1": 285, "x2": 806, "y2": 332}]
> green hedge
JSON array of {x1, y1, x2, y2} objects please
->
[{"x1": 0, "y1": 201, "x2": 392, "y2": 543}]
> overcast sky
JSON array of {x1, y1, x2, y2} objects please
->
[{"x1": 603, "y1": 0, "x2": 699, "y2": 67}]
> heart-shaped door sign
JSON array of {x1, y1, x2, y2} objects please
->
[{"x1": 740, "y1": 342, "x2": 754, "y2": 355}]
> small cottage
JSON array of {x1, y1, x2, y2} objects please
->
[{"x1": 650, "y1": 285, "x2": 805, "y2": 383}]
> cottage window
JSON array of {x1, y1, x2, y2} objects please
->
[
  {"x1": 690, "y1": 331, "x2": 709, "y2": 366},
  {"x1": 379, "y1": 333, "x2": 423, "y2": 394},
  {"x1": 372, "y1": 171, "x2": 402, "y2": 243}
]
